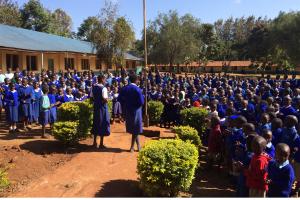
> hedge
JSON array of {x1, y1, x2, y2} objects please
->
[
  {"x1": 180, "y1": 107, "x2": 209, "y2": 135},
  {"x1": 173, "y1": 126, "x2": 202, "y2": 148},
  {"x1": 53, "y1": 121, "x2": 79, "y2": 145},
  {"x1": 148, "y1": 101, "x2": 164, "y2": 125},
  {"x1": 0, "y1": 168, "x2": 9, "y2": 191},
  {"x1": 137, "y1": 139, "x2": 199, "y2": 197}
]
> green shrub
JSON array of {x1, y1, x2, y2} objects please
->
[
  {"x1": 57, "y1": 101, "x2": 93, "y2": 138},
  {"x1": 53, "y1": 121, "x2": 79, "y2": 145},
  {"x1": 137, "y1": 139, "x2": 199, "y2": 197},
  {"x1": 180, "y1": 107, "x2": 209, "y2": 135},
  {"x1": 0, "y1": 168, "x2": 9, "y2": 190},
  {"x1": 173, "y1": 126, "x2": 202, "y2": 148},
  {"x1": 148, "y1": 101, "x2": 164, "y2": 125}
]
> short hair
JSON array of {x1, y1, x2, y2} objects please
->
[
  {"x1": 284, "y1": 115, "x2": 298, "y2": 128},
  {"x1": 97, "y1": 74, "x2": 106, "y2": 82},
  {"x1": 243, "y1": 123, "x2": 255, "y2": 132},
  {"x1": 276, "y1": 143, "x2": 290, "y2": 157},
  {"x1": 129, "y1": 73, "x2": 138, "y2": 83},
  {"x1": 41, "y1": 84, "x2": 49, "y2": 94}
]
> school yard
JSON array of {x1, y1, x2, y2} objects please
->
[{"x1": 0, "y1": 112, "x2": 235, "y2": 197}]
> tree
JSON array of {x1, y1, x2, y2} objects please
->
[
  {"x1": 77, "y1": 16, "x2": 99, "y2": 41},
  {"x1": 0, "y1": 0, "x2": 21, "y2": 26},
  {"x1": 91, "y1": 0, "x2": 135, "y2": 68},
  {"x1": 49, "y1": 9, "x2": 72, "y2": 37},
  {"x1": 20, "y1": 0, "x2": 51, "y2": 32}
]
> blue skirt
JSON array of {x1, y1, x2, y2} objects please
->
[
  {"x1": 125, "y1": 107, "x2": 143, "y2": 135},
  {"x1": 49, "y1": 107, "x2": 57, "y2": 123},
  {"x1": 21, "y1": 103, "x2": 33, "y2": 121},
  {"x1": 6, "y1": 105, "x2": 19, "y2": 123},
  {"x1": 32, "y1": 101, "x2": 40, "y2": 122},
  {"x1": 39, "y1": 110, "x2": 50, "y2": 126},
  {"x1": 113, "y1": 101, "x2": 122, "y2": 116},
  {"x1": 91, "y1": 105, "x2": 110, "y2": 136},
  {"x1": 0, "y1": 95, "x2": 3, "y2": 107}
]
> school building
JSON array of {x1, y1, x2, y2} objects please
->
[{"x1": 0, "y1": 24, "x2": 143, "y2": 72}]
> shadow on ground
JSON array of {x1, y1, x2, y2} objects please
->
[
  {"x1": 19, "y1": 139, "x2": 128, "y2": 155},
  {"x1": 95, "y1": 179, "x2": 142, "y2": 197}
]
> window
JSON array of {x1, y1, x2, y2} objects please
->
[
  {"x1": 26, "y1": 55, "x2": 37, "y2": 71},
  {"x1": 81, "y1": 59, "x2": 90, "y2": 70},
  {"x1": 64, "y1": 58, "x2": 74, "y2": 70},
  {"x1": 48, "y1": 59, "x2": 54, "y2": 72},
  {"x1": 126, "y1": 61, "x2": 130, "y2": 69},
  {"x1": 233, "y1": 66, "x2": 237, "y2": 71},
  {"x1": 96, "y1": 59, "x2": 101, "y2": 70},
  {"x1": 6, "y1": 54, "x2": 19, "y2": 70},
  {"x1": 132, "y1": 61, "x2": 136, "y2": 69}
]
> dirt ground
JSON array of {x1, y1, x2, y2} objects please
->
[{"x1": 0, "y1": 112, "x2": 234, "y2": 197}]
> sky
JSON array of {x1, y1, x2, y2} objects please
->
[{"x1": 16, "y1": 0, "x2": 300, "y2": 39}]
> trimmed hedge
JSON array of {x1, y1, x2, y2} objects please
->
[
  {"x1": 53, "y1": 121, "x2": 79, "y2": 145},
  {"x1": 137, "y1": 139, "x2": 199, "y2": 197},
  {"x1": 0, "y1": 168, "x2": 9, "y2": 190},
  {"x1": 180, "y1": 107, "x2": 209, "y2": 135},
  {"x1": 148, "y1": 101, "x2": 164, "y2": 125},
  {"x1": 173, "y1": 126, "x2": 202, "y2": 148}
]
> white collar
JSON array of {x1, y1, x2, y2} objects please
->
[
  {"x1": 266, "y1": 142, "x2": 272, "y2": 148},
  {"x1": 130, "y1": 83, "x2": 137, "y2": 86},
  {"x1": 278, "y1": 160, "x2": 289, "y2": 169}
]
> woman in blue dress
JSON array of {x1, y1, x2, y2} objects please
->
[
  {"x1": 118, "y1": 73, "x2": 144, "y2": 152},
  {"x1": 91, "y1": 75, "x2": 110, "y2": 149},
  {"x1": 48, "y1": 85, "x2": 60, "y2": 130},
  {"x1": 4, "y1": 83, "x2": 19, "y2": 132},
  {"x1": 19, "y1": 78, "x2": 34, "y2": 131},
  {"x1": 32, "y1": 82, "x2": 42, "y2": 124}
]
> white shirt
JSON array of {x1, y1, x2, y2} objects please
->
[
  {"x1": 5, "y1": 73, "x2": 14, "y2": 80},
  {"x1": 0, "y1": 74, "x2": 5, "y2": 83},
  {"x1": 90, "y1": 84, "x2": 108, "y2": 99}
]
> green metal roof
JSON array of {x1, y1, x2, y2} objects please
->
[{"x1": 0, "y1": 24, "x2": 142, "y2": 61}]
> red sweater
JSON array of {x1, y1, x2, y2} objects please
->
[
  {"x1": 245, "y1": 153, "x2": 271, "y2": 191},
  {"x1": 208, "y1": 124, "x2": 222, "y2": 153}
]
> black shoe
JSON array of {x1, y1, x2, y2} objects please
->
[{"x1": 99, "y1": 145, "x2": 107, "y2": 149}]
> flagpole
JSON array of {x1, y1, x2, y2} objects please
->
[{"x1": 143, "y1": 0, "x2": 149, "y2": 127}]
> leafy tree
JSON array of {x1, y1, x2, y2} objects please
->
[
  {"x1": 77, "y1": 16, "x2": 99, "y2": 41},
  {"x1": 49, "y1": 9, "x2": 72, "y2": 37},
  {"x1": 20, "y1": 0, "x2": 51, "y2": 32},
  {"x1": 0, "y1": 0, "x2": 21, "y2": 26},
  {"x1": 91, "y1": 0, "x2": 135, "y2": 68}
]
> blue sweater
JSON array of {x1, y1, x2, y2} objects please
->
[{"x1": 267, "y1": 160, "x2": 295, "y2": 197}]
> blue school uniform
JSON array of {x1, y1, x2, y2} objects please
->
[
  {"x1": 48, "y1": 94, "x2": 57, "y2": 123},
  {"x1": 267, "y1": 160, "x2": 295, "y2": 197},
  {"x1": 265, "y1": 142, "x2": 275, "y2": 159},
  {"x1": 293, "y1": 137, "x2": 300, "y2": 164},
  {"x1": 257, "y1": 123, "x2": 271, "y2": 135},
  {"x1": 118, "y1": 83, "x2": 144, "y2": 135},
  {"x1": 19, "y1": 85, "x2": 34, "y2": 121},
  {"x1": 280, "y1": 127, "x2": 299, "y2": 148},
  {"x1": 32, "y1": 88, "x2": 42, "y2": 122},
  {"x1": 91, "y1": 84, "x2": 110, "y2": 136},
  {"x1": 4, "y1": 90, "x2": 19, "y2": 123},
  {"x1": 55, "y1": 94, "x2": 67, "y2": 106},
  {"x1": 272, "y1": 128, "x2": 283, "y2": 146},
  {"x1": 64, "y1": 94, "x2": 74, "y2": 102},
  {"x1": 237, "y1": 151, "x2": 253, "y2": 197},
  {"x1": 280, "y1": 106, "x2": 297, "y2": 118}
]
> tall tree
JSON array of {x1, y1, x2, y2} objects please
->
[
  {"x1": 20, "y1": 0, "x2": 51, "y2": 32},
  {"x1": 49, "y1": 9, "x2": 72, "y2": 37},
  {"x1": 91, "y1": 0, "x2": 135, "y2": 68},
  {"x1": 0, "y1": 0, "x2": 21, "y2": 26},
  {"x1": 77, "y1": 16, "x2": 99, "y2": 41}
]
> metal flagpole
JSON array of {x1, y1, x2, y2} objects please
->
[{"x1": 143, "y1": 0, "x2": 149, "y2": 127}]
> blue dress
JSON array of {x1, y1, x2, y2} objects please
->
[
  {"x1": 118, "y1": 84, "x2": 144, "y2": 135},
  {"x1": 32, "y1": 88, "x2": 42, "y2": 122},
  {"x1": 91, "y1": 85, "x2": 110, "y2": 136},
  {"x1": 4, "y1": 90, "x2": 19, "y2": 123},
  {"x1": 48, "y1": 93, "x2": 57, "y2": 123},
  {"x1": 19, "y1": 85, "x2": 34, "y2": 121}
]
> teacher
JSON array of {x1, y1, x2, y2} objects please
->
[
  {"x1": 118, "y1": 73, "x2": 144, "y2": 152},
  {"x1": 90, "y1": 74, "x2": 110, "y2": 149}
]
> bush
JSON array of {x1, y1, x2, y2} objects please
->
[
  {"x1": 173, "y1": 126, "x2": 202, "y2": 148},
  {"x1": 148, "y1": 101, "x2": 164, "y2": 125},
  {"x1": 57, "y1": 101, "x2": 93, "y2": 138},
  {"x1": 137, "y1": 139, "x2": 199, "y2": 197},
  {"x1": 0, "y1": 168, "x2": 10, "y2": 191},
  {"x1": 53, "y1": 121, "x2": 79, "y2": 145},
  {"x1": 180, "y1": 107, "x2": 209, "y2": 135}
]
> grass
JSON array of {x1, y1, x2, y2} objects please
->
[{"x1": 0, "y1": 167, "x2": 10, "y2": 191}]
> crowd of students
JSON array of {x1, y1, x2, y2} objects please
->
[{"x1": 0, "y1": 67, "x2": 300, "y2": 197}]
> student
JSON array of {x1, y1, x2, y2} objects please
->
[
  {"x1": 39, "y1": 85, "x2": 51, "y2": 138},
  {"x1": 90, "y1": 75, "x2": 110, "y2": 149},
  {"x1": 280, "y1": 115, "x2": 299, "y2": 148},
  {"x1": 19, "y1": 78, "x2": 34, "y2": 131},
  {"x1": 257, "y1": 113, "x2": 271, "y2": 135},
  {"x1": 262, "y1": 129, "x2": 275, "y2": 159},
  {"x1": 48, "y1": 85, "x2": 60, "y2": 131},
  {"x1": 111, "y1": 87, "x2": 122, "y2": 123},
  {"x1": 32, "y1": 82, "x2": 42, "y2": 124},
  {"x1": 207, "y1": 116, "x2": 222, "y2": 169},
  {"x1": 267, "y1": 143, "x2": 295, "y2": 197},
  {"x1": 280, "y1": 96, "x2": 297, "y2": 118},
  {"x1": 271, "y1": 118, "x2": 283, "y2": 146},
  {"x1": 65, "y1": 88, "x2": 74, "y2": 102},
  {"x1": 4, "y1": 83, "x2": 19, "y2": 132},
  {"x1": 245, "y1": 136, "x2": 271, "y2": 197}
]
